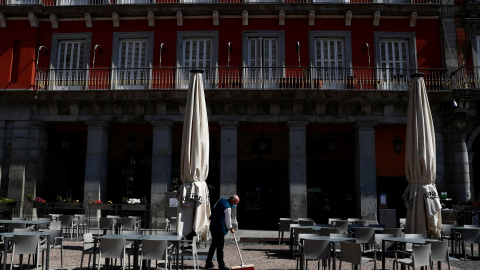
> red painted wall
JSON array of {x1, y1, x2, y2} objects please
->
[{"x1": 0, "y1": 15, "x2": 443, "y2": 89}]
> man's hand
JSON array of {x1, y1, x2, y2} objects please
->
[{"x1": 230, "y1": 228, "x2": 235, "y2": 234}]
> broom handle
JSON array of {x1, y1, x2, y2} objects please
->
[{"x1": 232, "y1": 233, "x2": 245, "y2": 267}]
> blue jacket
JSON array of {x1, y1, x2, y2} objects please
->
[{"x1": 209, "y1": 198, "x2": 232, "y2": 235}]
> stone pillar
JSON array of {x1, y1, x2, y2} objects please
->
[
  {"x1": 7, "y1": 121, "x2": 30, "y2": 215},
  {"x1": 452, "y1": 132, "x2": 470, "y2": 203},
  {"x1": 151, "y1": 121, "x2": 173, "y2": 229},
  {"x1": 435, "y1": 128, "x2": 446, "y2": 192},
  {"x1": 84, "y1": 121, "x2": 109, "y2": 206},
  {"x1": 354, "y1": 122, "x2": 378, "y2": 222},
  {"x1": 0, "y1": 121, "x2": 5, "y2": 196},
  {"x1": 24, "y1": 121, "x2": 48, "y2": 219},
  {"x1": 287, "y1": 121, "x2": 308, "y2": 219},
  {"x1": 219, "y1": 121, "x2": 239, "y2": 227}
]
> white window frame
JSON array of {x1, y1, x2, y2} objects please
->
[
  {"x1": 374, "y1": 32, "x2": 417, "y2": 90},
  {"x1": 112, "y1": 32, "x2": 154, "y2": 90},
  {"x1": 309, "y1": 31, "x2": 352, "y2": 89},
  {"x1": 50, "y1": 33, "x2": 92, "y2": 90},
  {"x1": 176, "y1": 31, "x2": 219, "y2": 89},
  {"x1": 242, "y1": 31, "x2": 285, "y2": 89}
]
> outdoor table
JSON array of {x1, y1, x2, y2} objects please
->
[
  {"x1": 0, "y1": 231, "x2": 50, "y2": 270},
  {"x1": 381, "y1": 236, "x2": 431, "y2": 270},
  {"x1": 0, "y1": 219, "x2": 52, "y2": 231},
  {"x1": 297, "y1": 235, "x2": 355, "y2": 270}
]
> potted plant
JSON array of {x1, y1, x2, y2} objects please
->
[
  {"x1": 121, "y1": 196, "x2": 147, "y2": 210},
  {"x1": 0, "y1": 197, "x2": 16, "y2": 207},
  {"x1": 89, "y1": 200, "x2": 114, "y2": 209}
]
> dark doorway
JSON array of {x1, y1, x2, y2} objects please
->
[
  {"x1": 377, "y1": 176, "x2": 408, "y2": 222},
  {"x1": 45, "y1": 126, "x2": 87, "y2": 203}
]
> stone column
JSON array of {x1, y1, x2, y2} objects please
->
[
  {"x1": 151, "y1": 121, "x2": 173, "y2": 229},
  {"x1": 7, "y1": 121, "x2": 30, "y2": 212},
  {"x1": 0, "y1": 121, "x2": 5, "y2": 196},
  {"x1": 84, "y1": 121, "x2": 109, "y2": 205},
  {"x1": 287, "y1": 121, "x2": 308, "y2": 219},
  {"x1": 452, "y1": 132, "x2": 470, "y2": 203},
  {"x1": 435, "y1": 128, "x2": 446, "y2": 192},
  {"x1": 24, "y1": 121, "x2": 48, "y2": 219},
  {"x1": 354, "y1": 122, "x2": 378, "y2": 222},
  {"x1": 219, "y1": 121, "x2": 239, "y2": 227}
]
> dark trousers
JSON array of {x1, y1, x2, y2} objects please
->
[{"x1": 206, "y1": 227, "x2": 225, "y2": 267}]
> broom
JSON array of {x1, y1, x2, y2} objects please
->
[{"x1": 231, "y1": 233, "x2": 255, "y2": 270}]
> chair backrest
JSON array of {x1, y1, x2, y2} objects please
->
[
  {"x1": 75, "y1": 214, "x2": 87, "y2": 224},
  {"x1": 297, "y1": 233, "x2": 317, "y2": 244},
  {"x1": 298, "y1": 219, "x2": 315, "y2": 226},
  {"x1": 425, "y1": 240, "x2": 448, "y2": 263},
  {"x1": 411, "y1": 244, "x2": 431, "y2": 268},
  {"x1": 278, "y1": 218, "x2": 294, "y2": 231},
  {"x1": 303, "y1": 239, "x2": 330, "y2": 260},
  {"x1": 319, "y1": 227, "x2": 341, "y2": 236},
  {"x1": 374, "y1": 233, "x2": 396, "y2": 251},
  {"x1": 106, "y1": 215, "x2": 121, "y2": 224},
  {"x1": 383, "y1": 227, "x2": 402, "y2": 237},
  {"x1": 120, "y1": 217, "x2": 137, "y2": 231},
  {"x1": 355, "y1": 227, "x2": 375, "y2": 244},
  {"x1": 99, "y1": 217, "x2": 115, "y2": 230},
  {"x1": 441, "y1": 224, "x2": 454, "y2": 238},
  {"x1": 347, "y1": 218, "x2": 362, "y2": 223},
  {"x1": 42, "y1": 229, "x2": 63, "y2": 246},
  {"x1": 294, "y1": 227, "x2": 313, "y2": 242},
  {"x1": 169, "y1": 217, "x2": 177, "y2": 231},
  {"x1": 462, "y1": 228, "x2": 480, "y2": 244},
  {"x1": 141, "y1": 239, "x2": 168, "y2": 261},
  {"x1": 49, "y1": 221, "x2": 61, "y2": 230},
  {"x1": 333, "y1": 220, "x2": 349, "y2": 233},
  {"x1": 8, "y1": 223, "x2": 26, "y2": 232},
  {"x1": 340, "y1": 241, "x2": 362, "y2": 264},
  {"x1": 99, "y1": 238, "x2": 126, "y2": 258},
  {"x1": 399, "y1": 218, "x2": 406, "y2": 228},
  {"x1": 13, "y1": 234, "x2": 40, "y2": 254},
  {"x1": 38, "y1": 218, "x2": 52, "y2": 230},
  {"x1": 60, "y1": 215, "x2": 74, "y2": 227},
  {"x1": 83, "y1": 233, "x2": 94, "y2": 250},
  {"x1": 12, "y1": 217, "x2": 26, "y2": 221}
]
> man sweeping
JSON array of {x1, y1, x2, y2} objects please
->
[{"x1": 204, "y1": 195, "x2": 240, "y2": 270}]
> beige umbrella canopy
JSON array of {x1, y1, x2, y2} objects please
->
[
  {"x1": 177, "y1": 70, "x2": 211, "y2": 242},
  {"x1": 402, "y1": 73, "x2": 442, "y2": 239}
]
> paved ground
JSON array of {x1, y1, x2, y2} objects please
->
[{"x1": 4, "y1": 230, "x2": 480, "y2": 270}]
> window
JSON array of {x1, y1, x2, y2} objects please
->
[
  {"x1": 309, "y1": 31, "x2": 351, "y2": 89},
  {"x1": 177, "y1": 31, "x2": 218, "y2": 89},
  {"x1": 112, "y1": 32, "x2": 154, "y2": 90},
  {"x1": 50, "y1": 33, "x2": 92, "y2": 90},
  {"x1": 243, "y1": 31, "x2": 285, "y2": 89},
  {"x1": 10, "y1": 41, "x2": 21, "y2": 82},
  {"x1": 374, "y1": 32, "x2": 416, "y2": 90}
]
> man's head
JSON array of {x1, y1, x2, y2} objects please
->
[{"x1": 229, "y1": 195, "x2": 240, "y2": 207}]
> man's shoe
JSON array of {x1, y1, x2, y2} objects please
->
[
  {"x1": 204, "y1": 262, "x2": 214, "y2": 269},
  {"x1": 218, "y1": 266, "x2": 231, "y2": 270}
]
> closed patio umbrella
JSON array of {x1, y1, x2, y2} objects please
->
[
  {"x1": 402, "y1": 73, "x2": 442, "y2": 239},
  {"x1": 177, "y1": 70, "x2": 211, "y2": 242}
]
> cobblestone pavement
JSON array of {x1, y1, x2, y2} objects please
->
[{"x1": 5, "y1": 239, "x2": 479, "y2": 270}]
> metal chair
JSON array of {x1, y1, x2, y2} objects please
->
[
  {"x1": 393, "y1": 243, "x2": 431, "y2": 270},
  {"x1": 383, "y1": 228, "x2": 402, "y2": 237},
  {"x1": 293, "y1": 227, "x2": 314, "y2": 258},
  {"x1": 363, "y1": 233, "x2": 396, "y2": 270},
  {"x1": 75, "y1": 214, "x2": 89, "y2": 235},
  {"x1": 49, "y1": 221, "x2": 61, "y2": 230},
  {"x1": 38, "y1": 218, "x2": 52, "y2": 231},
  {"x1": 298, "y1": 239, "x2": 330, "y2": 270},
  {"x1": 459, "y1": 227, "x2": 480, "y2": 260},
  {"x1": 355, "y1": 227, "x2": 375, "y2": 251},
  {"x1": 139, "y1": 239, "x2": 170, "y2": 270},
  {"x1": 98, "y1": 217, "x2": 115, "y2": 235},
  {"x1": 180, "y1": 236, "x2": 199, "y2": 270},
  {"x1": 278, "y1": 218, "x2": 294, "y2": 245},
  {"x1": 426, "y1": 240, "x2": 450, "y2": 270},
  {"x1": 440, "y1": 223, "x2": 455, "y2": 254},
  {"x1": 120, "y1": 217, "x2": 137, "y2": 232},
  {"x1": 121, "y1": 230, "x2": 144, "y2": 268},
  {"x1": 97, "y1": 238, "x2": 126, "y2": 270},
  {"x1": 60, "y1": 215, "x2": 77, "y2": 238},
  {"x1": 338, "y1": 241, "x2": 373, "y2": 270},
  {"x1": 40, "y1": 229, "x2": 64, "y2": 268},
  {"x1": 128, "y1": 216, "x2": 142, "y2": 231},
  {"x1": 80, "y1": 233, "x2": 97, "y2": 270},
  {"x1": 9, "y1": 234, "x2": 41, "y2": 270},
  {"x1": 167, "y1": 217, "x2": 177, "y2": 232},
  {"x1": 333, "y1": 220, "x2": 349, "y2": 234},
  {"x1": 319, "y1": 227, "x2": 341, "y2": 237},
  {"x1": 8, "y1": 223, "x2": 26, "y2": 232}
]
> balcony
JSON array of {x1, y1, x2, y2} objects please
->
[
  {"x1": 0, "y1": 0, "x2": 441, "y2": 5},
  {"x1": 34, "y1": 66, "x2": 451, "y2": 91}
]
